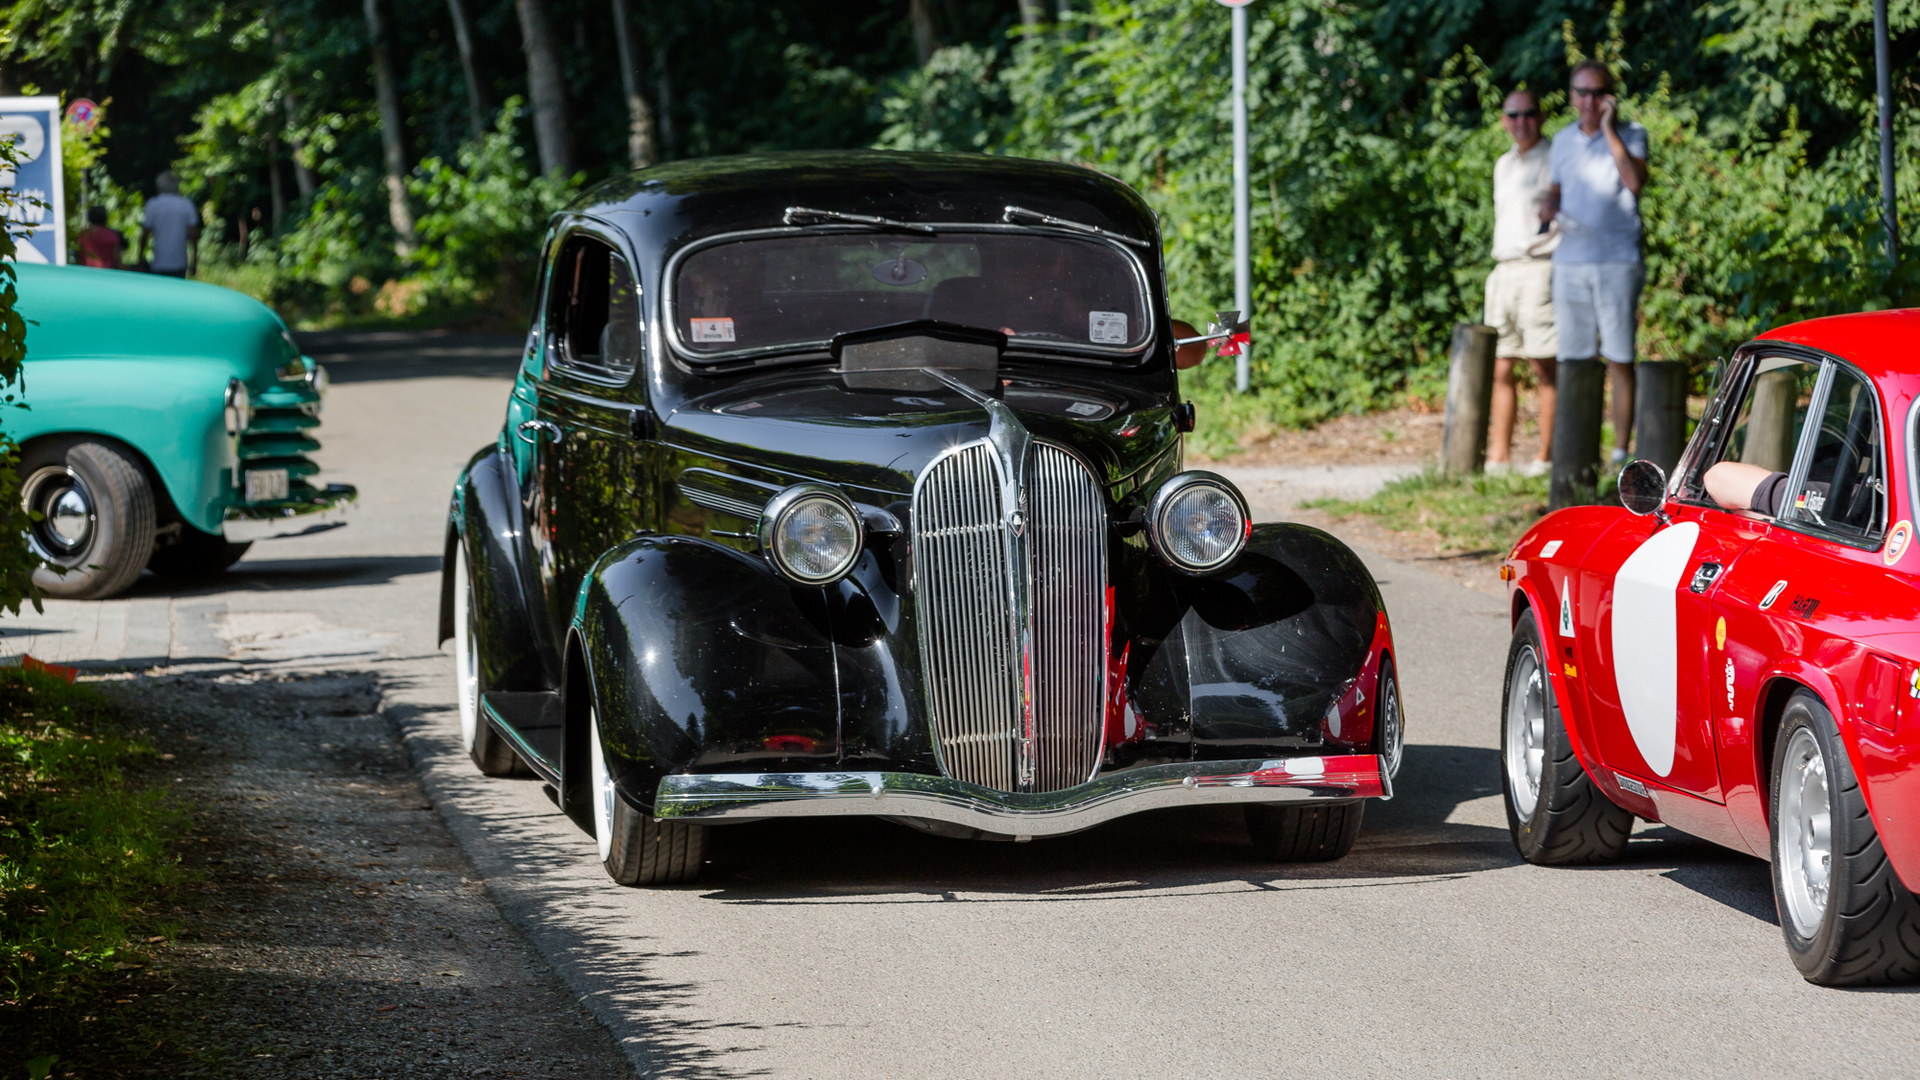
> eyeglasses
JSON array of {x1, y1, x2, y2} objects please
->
[
  {"x1": 1504, "y1": 109, "x2": 1541, "y2": 118},
  {"x1": 1571, "y1": 86, "x2": 1609, "y2": 98}
]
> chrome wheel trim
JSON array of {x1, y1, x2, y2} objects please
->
[
  {"x1": 1504, "y1": 644, "x2": 1546, "y2": 820},
  {"x1": 1777, "y1": 726, "x2": 1832, "y2": 939},
  {"x1": 22, "y1": 465, "x2": 95, "y2": 559},
  {"x1": 1378, "y1": 665, "x2": 1404, "y2": 778},
  {"x1": 591, "y1": 705, "x2": 616, "y2": 862},
  {"x1": 453, "y1": 544, "x2": 480, "y2": 752}
]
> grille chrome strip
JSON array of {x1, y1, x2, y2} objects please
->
[{"x1": 1029, "y1": 444, "x2": 1108, "y2": 791}]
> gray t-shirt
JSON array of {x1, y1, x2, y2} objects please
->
[
  {"x1": 142, "y1": 193, "x2": 200, "y2": 272},
  {"x1": 1549, "y1": 120, "x2": 1648, "y2": 265}
]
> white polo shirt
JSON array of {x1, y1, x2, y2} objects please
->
[
  {"x1": 1550, "y1": 120, "x2": 1649, "y2": 265},
  {"x1": 1490, "y1": 140, "x2": 1556, "y2": 263}
]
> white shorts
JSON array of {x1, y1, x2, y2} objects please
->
[
  {"x1": 1483, "y1": 260, "x2": 1555, "y2": 359},
  {"x1": 1552, "y1": 261, "x2": 1644, "y2": 363}
]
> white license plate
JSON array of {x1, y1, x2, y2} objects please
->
[{"x1": 245, "y1": 468, "x2": 290, "y2": 503}]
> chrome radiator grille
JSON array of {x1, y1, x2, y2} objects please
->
[{"x1": 912, "y1": 442, "x2": 1107, "y2": 794}]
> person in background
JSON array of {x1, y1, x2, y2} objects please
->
[
  {"x1": 1542, "y1": 59, "x2": 1649, "y2": 468},
  {"x1": 137, "y1": 171, "x2": 201, "y2": 278},
  {"x1": 74, "y1": 206, "x2": 124, "y2": 269},
  {"x1": 1483, "y1": 86, "x2": 1558, "y2": 478}
]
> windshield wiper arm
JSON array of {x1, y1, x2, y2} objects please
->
[
  {"x1": 1003, "y1": 205, "x2": 1151, "y2": 249},
  {"x1": 784, "y1": 206, "x2": 936, "y2": 235}
]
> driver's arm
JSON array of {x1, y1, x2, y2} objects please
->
[
  {"x1": 1704, "y1": 461, "x2": 1787, "y2": 515},
  {"x1": 1172, "y1": 320, "x2": 1206, "y2": 370}
]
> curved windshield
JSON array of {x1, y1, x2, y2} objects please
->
[{"x1": 670, "y1": 231, "x2": 1150, "y2": 362}]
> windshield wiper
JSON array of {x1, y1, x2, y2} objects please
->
[
  {"x1": 784, "y1": 206, "x2": 936, "y2": 235},
  {"x1": 1003, "y1": 205, "x2": 1151, "y2": 249}
]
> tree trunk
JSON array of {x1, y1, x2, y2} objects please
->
[
  {"x1": 283, "y1": 95, "x2": 318, "y2": 201},
  {"x1": 609, "y1": 0, "x2": 656, "y2": 169},
  {"x1": 653, "y1": 38, "x2": 675, "y2": 160},
  {"x1": 444, "y1": 0, "x2": 489, "y2": 139},
  {"x1": 908, "y1": 0, "x2": 937, "y2": 64},
  {"x1": 362, "y1": 0, "x2": 416, "y2": 254},
  {"x1": 267, "y1": 134, "x2": 287, "y2": 231},
  {"x1": 1015, "y1": 0, "x2": 1044, "y2": 26},
  {"x1": 515, "y1": 0, "x2": 572, "y2": 176}
]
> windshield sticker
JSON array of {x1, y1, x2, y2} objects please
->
[
  {"x1": 1886, "y1": 520, "x2": 1912, "y2": 566},
  {"x1": 1089, "y1": 311, "x2": 1129, "y2": 344},
  {"x1": 1066, "y1": 401, "x2": 1105, "y2": 417},
  {"x1": 690, "y1": 317, "x2": 736, "y2": 343}
]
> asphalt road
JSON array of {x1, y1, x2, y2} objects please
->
[{"x1": 10, "y1": 331, "x2": 1916, "y2": 1077}]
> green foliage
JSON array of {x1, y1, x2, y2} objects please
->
[
  {"x1": 0, "y1": 133, "x2": 39, "y2": 617},
  {"x1": 0, "y1": 669, "x2": 184, "y2": 1014},
  {"x1": 874, "y1": 44, "x2": 1012, "y2": 152},
  {"x1": 1307, "y1": 468, "x2": 1553, "y2": 556}
]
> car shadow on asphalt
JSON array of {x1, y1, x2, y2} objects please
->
[
  {"x1": 117, "y1": 555, "x2": 445, "y2": 597},
  {"x1": 296, "y1": 329, "x2": 523, "y2": 384}
]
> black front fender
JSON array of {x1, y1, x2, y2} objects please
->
[
  {"x1": 574, "y1": 536, "x2": 842, "y2": 809},
  {"x1": 1128, "y1": 522, "x2": 1388, "y2": 761},
  {"x1": 444, "y1": 444, "x2": 557, "y2": 691}
]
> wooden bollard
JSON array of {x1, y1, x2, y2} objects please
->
[
  {"x1": 1550, "y1": 359, "x2": 1606, "y2": 511},
  {"x1": 1441, "y1": 323, "x2": 1497, "y2": 475},
  {"x1": 1633, "y1": 361, "x2": 1690, "y2": 476}
]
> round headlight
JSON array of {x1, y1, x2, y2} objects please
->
[
  {"x1": 223, "y1": 378, "x2": 252, "y2": 437},
  {"x1": 1147, "y1": 471, "x2": 1250, "y2": 574},
  {"x1": 758, "y1": 485, "x2": 863, "y2": 586}
]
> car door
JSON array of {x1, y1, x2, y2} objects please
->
[
  {"x1": 526, "y1": 227, "x2": 657, "y2": 640},
  {"x1": 1576, "y1": 353, "x2": 1821, "y2": 802}
]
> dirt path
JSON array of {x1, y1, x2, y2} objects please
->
[{"x1": 59, "y1": 671, "x2": 631, "y2": 1079}]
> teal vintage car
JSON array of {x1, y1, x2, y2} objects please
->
[{"x1": 12, "y1": 264, "x2": 355, "y2": 599}]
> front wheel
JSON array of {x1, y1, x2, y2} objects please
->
[
  {"x1": 20, "y1": 439, "x2": 156, "y2": 600},
  {"x1": 1501, "y1": 616, "x2": 1631, "y2": 865},
  {"x1": 1244, "y1": 802, "x2": 1364, "y2": 862},
  {"x1": 591, "y1": 705, "x2": 706, "y2": 885},
  {"x1": 1771, "y1": 690, "x2": 1920, "y2": 985}
]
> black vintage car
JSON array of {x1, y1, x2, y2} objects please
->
[{"x1": 440, "y1": 151, "x2": 1404, "y2": 885}]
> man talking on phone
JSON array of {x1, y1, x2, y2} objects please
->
[{"x1": 1541, "y1": 60, "x2": 1649, "y2": 468}]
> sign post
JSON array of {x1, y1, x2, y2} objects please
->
[
  {"x1": 0, "y1": 97, "x2": 64, "y2": 265},
  {"x1": 1875, "y1": 0, "x2": 1897, "y2": 263},
  {"x1": 1217, "y1": 0, "x2": 1253, "y2": 393}
]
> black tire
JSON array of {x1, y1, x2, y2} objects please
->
[
  {"x1": 19, "y1": 438, "x2": 156, "y2": 600},
  {"x1": 147, "y1": 525, "x2": 251, "y2": 578},
  {"x1": 1770, "y1": 690, "x2": 1920, "y2": 986},
  {"x1": 591, "y1": 704, "x2": 705, "y2": 885},
  {"x1": 1501, "y1": 616, "x2": 1632, "y2": 865},
  {"x1": 1245, "y1": 802, "x2": 1365, "y2": 862},
  {"x1": 453, "y1": 541, "x2": 529, "y2": 777}
]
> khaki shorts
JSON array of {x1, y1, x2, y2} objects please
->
[{"x1": 1484, "y1": 259, "x2": 1556, "y2": 360}]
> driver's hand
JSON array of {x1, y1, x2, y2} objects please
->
[{"x1": 1172, "y1": 320, "x2": 1206, "y2": 370}]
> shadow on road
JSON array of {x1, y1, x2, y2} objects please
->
[
  {"x1": 114, "y1": 555, "x2": 445, "y2": 599},
  {"x1": 297, "y1": 329, "x2": 523, "y2": 383}
]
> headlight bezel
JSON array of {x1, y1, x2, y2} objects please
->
[
  {"x1": 757, "y1": 483, "x2": 865, "y2": 587},
  {"x1": 1146, "y1": 470, "x2": 1251, "y2": 575}
]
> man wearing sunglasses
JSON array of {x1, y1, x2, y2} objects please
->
[
  {"x1": 1484, "y1": 88, "x2": 1558, "y2": 477},
  {"x1": 1543, "y1": 59, "x2": 1650, "y2": 468}
]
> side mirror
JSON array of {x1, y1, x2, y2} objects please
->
[{"x1": 1618, "y1": 459, "x2": 1669, "y2": 517}]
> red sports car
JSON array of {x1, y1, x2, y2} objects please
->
[{"x1": 1500, "y1": 310, "x2": 1920, "y2": 985}]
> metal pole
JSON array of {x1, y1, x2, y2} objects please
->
[
  {"x1": 1231, "y1": 3, "x2": 1251, "y2": 393},
  {"x1": 1877, "y1": 0, "x2": 1898, "y2": 262}
]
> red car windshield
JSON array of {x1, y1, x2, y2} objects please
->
[{"x1": 670, "y1": 231, "x2": 1150, "y2": 362}]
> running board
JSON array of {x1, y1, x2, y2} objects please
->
[{"x1": 480, "y1": 691, "x2": 564, "y2": 782}]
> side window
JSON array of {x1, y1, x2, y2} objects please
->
[
  {"x1": 1783, "y1": 364, "x2": 1885, "y2": 539},
  {"x1": 547, "y1": 236, "x2": 641, "y2": 381},
  {"x1": 1686, "y1": 354, "x2": 1821, "y2": 506}
]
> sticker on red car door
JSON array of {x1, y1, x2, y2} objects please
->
[{"x1": 1609, "y1": 522, "x2": 1700, "y2": 778}]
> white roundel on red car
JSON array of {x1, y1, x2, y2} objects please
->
[{"x1": 1609, "y1": 521, "x2": 1700, "y2": 778}]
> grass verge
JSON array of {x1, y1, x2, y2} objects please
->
[
  {"x1": 1306, "y1": 468, "x2": 1555, "y2": 557},
  {"x1": 0, "y1": 668, "x2": 187, "y2": 1075}
]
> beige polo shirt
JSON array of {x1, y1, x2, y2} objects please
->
[{"x1": 1490, "y1": 140, "x2": 1557, "y2": 263}]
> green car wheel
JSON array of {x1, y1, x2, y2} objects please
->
[{"x1": 20, "y1": 438, "x2": 156, "y2": 600}]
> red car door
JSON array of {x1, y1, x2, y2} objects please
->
[{"x1": 1576, "y1": 354, "x2": 1823, "y2": 802}]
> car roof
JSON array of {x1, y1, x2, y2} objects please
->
[
  {"x1": 1756, "y1": 309, "x2": 1920, "y2": 383},
  {"x1": 571, "y1": 149, "x2": 1161, "y2": 257}
]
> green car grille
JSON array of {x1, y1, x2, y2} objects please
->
[{"x1": 239, "y1": 384, "x2": 327, "y2": 506}]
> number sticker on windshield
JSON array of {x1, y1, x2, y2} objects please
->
[
  {"x1": 1089, "y1": 311, "x2": 1129, "y2": 344},
  {"x1": 690, "y1": 317, "x2": 736, "y2": 343}
]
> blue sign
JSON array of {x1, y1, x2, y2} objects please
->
[{"x1": 0, "y1": 97, "x2": 64, "y2": 266}]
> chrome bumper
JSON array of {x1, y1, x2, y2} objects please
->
[
  {"x1": 653, "y1": 754, "x2": 1391, "y2": 838},
  {"x1": 222, "y1": 483, "x2": 358, "y2": 542}
]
